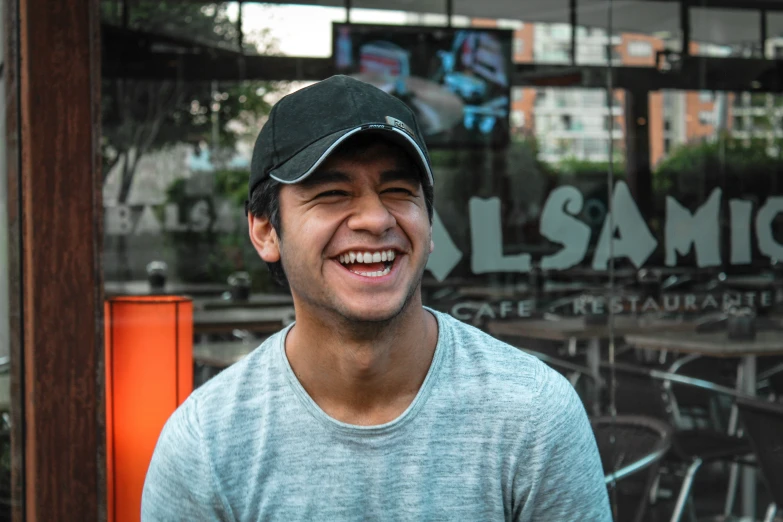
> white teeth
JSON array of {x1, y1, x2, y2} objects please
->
[
  {"x1": 349, "y1": 266, "x2": 392, "y2": 277},
  {"x1": 339, "y1": 250, "x2": 399, "y2": 265}
]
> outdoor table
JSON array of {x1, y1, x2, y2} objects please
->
[
  {"x1": 193, "y1": 306, "x2": 294, "y2": 335},
  {"x1": 721, "y1": 274, "x2": 779, "y2": 291},
  {"x1": 105, "y1": 280, "x2": 229, "y2": 297},
  {"x1": 454, "y1": 282, "x2": 606, "y2": 300},
  {"x1": 625, "y1": 329, "x2": 783, "y2": 520},
  {"x1": 193, "y1": 340, "x2": 262, "y2": 369},
  {"x1": 488, "y1": 316, "x2": 695, "y2": 415},
  {"x1": 195, "y1": 293, "x2": 294, "y2": 310}
]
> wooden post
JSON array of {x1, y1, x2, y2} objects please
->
[{"x1": 9, "y1": 0, "x2": 104, "y2": 519}]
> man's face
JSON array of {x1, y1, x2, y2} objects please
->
[{"x1": 253, "y1": 142, "x2": 433, "y2": 325}]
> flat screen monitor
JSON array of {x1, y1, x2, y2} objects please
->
[{"x1": 333, "y1": 22, "x2": 513, "y2": 149}]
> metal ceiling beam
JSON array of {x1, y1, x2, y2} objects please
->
[
  {"x1": 103, "y1": 24, "x2": 242, "y2": 59},
  {"x1": 658, "y1": 0, "x2": 783, "y2": 11},
  {"x1": 102, "y1": 41, "x2": 783, "y2": 94},
  {"x1": 102, "y1": 51, "x2": 333, "y2": 81},
  {"x1": 513, "y1": 57, "x2": 783, "y2": 92},
  {"x1": 103, "y1": 21, "x2": 783, "y2": 92},
  {"x1": 167, "y1": 0, "x2": 783, "y2": 11}
]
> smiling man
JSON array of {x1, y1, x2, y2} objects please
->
[{"x1": 142, "y1": 75, "x2": 611, "y2": 521}]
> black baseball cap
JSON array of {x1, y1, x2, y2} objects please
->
[{"x1": 248, "y1": 75, "x2": 434, "y2": 197}]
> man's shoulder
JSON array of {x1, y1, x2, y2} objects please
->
[
  {"x1": 178, "y1": 331, "x2": 285, "y2": 430},
  {"x1": 433, "y1": 310, "x2": 570, "y2": 402},
  {"x1": 143, "y1": 332, "x2": 289, "y2": 519}
]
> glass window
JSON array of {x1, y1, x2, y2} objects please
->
[
  {"x1": 551, "y1": 24, "x2": 571, "y2": 40},
  {"x1": 102, "y1": 5, "x2": 783, "y2": 521},
  {"x1": 0, "y1": 9, "x2": 16, "y2": 518},
  {"x1": 583, "y1": 137, "x2": 606, "y2": 157},
  {"x1": 513, "y1": 38, "x2": 524, "y2": 56},
  {"x1": 627, "y1": 40, "x2": 652, "y2": 57},
  {"x1": 511, "y1": 110, "x2": 525, "y2": 128},
  {"x1": 698, "y1": 110, "x2": 714, "y2": 125}
]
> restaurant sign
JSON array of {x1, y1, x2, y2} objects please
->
[
  {"x1": 428, "y1": 182, "x2": 783, "y2": 281},
  {"x1": 105, "y1": 181, "x2": 783, "y2": 283},
  {"x1": 449, "y1": 290, "x2": 779, "y2": 322},
  {"x1": 105, "y1": 200, "x2": 239, "y2": 236}
]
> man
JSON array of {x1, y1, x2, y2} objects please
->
[{"x1": 142, "y1": 75, "x2": 611, "y2": 521}]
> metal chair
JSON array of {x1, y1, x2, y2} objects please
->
[
  {"x1": 592, "y1": 415, "x2": 673, "y2": 522},
  {"x1": 664, "y1": 353, "x2": 740, "y2": 432},
  {"x1": 736, "y1": 397, "x2": 783, "y2": 522},
  {"x1": 757, "y1": 360, "x2": 783, "y2": 400},
  {"x1": 600, "y1": 362, "x2": 753, "y2": 522},
  {"x1": 513, "y1": 345, "x2": 753, "y2": 520}
]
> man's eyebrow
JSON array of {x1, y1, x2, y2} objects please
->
[
  {"x1": 380, "y1": 169, "x2": 422, "y2": 186},
  {"x1": 297, "y1": 170, "x2": 352, "y2": 188}
]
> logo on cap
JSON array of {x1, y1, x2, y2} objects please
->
[{"x1": 386, "y1": 116, "x2": 414, "y2": 137}]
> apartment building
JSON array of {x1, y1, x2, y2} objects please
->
[
  {"x1": 724, "y1": 37, "x2": 783, "y2": 155},
  {"x1": 505, "y1": 22, "x2": 732, "y2": 167}
]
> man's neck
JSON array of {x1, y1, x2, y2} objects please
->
[{"x1": 284, "y1": 302, "x2": 438, "y2": 426}]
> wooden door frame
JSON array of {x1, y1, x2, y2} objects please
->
[{"x1": 5, "y1": 0, "x2": 104, "y2": 520}]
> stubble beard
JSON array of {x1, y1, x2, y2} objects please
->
[
  {"x1": 283, "y1": 252, "x2": 429, "y2": 340},
  {"x1": 330, "y1": 267, "x2": 425, "y2": 337}
]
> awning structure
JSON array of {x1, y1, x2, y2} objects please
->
[
  {"x1": 247, "y1": 0, "x2": 783, "y2": 47},
  {"x1": 103, "y1": 0, "x2": 783, "y2": 93}
]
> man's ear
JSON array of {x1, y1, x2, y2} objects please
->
[
  {"x1": 430, "y1": 225, "x2": 434, "y2": 253},
  {"x1": 248, "y1": 214, "x2": 281, "y2": 262}
]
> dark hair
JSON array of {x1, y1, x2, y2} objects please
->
[
  {"x1": 247, "y1": 134, "x2": 435, "y2": 287},
  {"x1": 247, "y1": 176, "x2": 288, "y2": 286}
]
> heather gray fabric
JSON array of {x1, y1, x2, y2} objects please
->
[{"x1": 142, "y1": 310, "x2": 611, "y2": 521}]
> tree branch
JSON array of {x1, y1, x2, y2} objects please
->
[{"x1": 102, "y1": 151, "x2": 122, "y2": 182}]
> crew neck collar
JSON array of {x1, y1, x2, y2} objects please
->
[{"x1": 277, "y1": 308, "x2": 446, "y2": 437}]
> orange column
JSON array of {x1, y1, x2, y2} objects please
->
[{"x1": 105, "y1": 296, "x2": 193, "y2": 522}]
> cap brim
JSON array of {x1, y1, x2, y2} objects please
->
[{"x1": 268, "y1": 125, "x2": 434, "y2": 186}]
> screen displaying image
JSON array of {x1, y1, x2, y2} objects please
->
[{"x1": 333, "y1": 23, "x2": 513, "y2": 148}]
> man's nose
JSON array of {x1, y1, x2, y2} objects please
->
[{"x1": 346, "y1": 194, "x2": 396, "y2": 234}]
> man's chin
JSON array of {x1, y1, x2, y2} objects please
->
[{"x1": 335, "y1": 302, "x2": 408, "y2": 325}]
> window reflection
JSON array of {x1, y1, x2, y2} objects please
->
[
  {"x1": 0, "y1": 5, "x2": 13, "y2": 516},
  {"x1": 101, "y1": 3, "x2": 783, "y2": 520},
  {"x1": 102, "y1": 78, "x2": 278, "y2": 288}
]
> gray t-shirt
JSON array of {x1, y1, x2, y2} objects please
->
[{"x1": 142, "y1": 310, "x2": 611, "y2": 521}]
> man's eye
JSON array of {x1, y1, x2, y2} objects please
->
[
  {"x1": 383, "y1": 187, "x2": 415, "y2": 195},
  {"x1": 315, "y1": 190, "x2": 348, "y2": 199}
]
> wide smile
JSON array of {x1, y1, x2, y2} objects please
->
[{"x1": 335, "y1": 249, "x2": 400, "y2": 279}]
